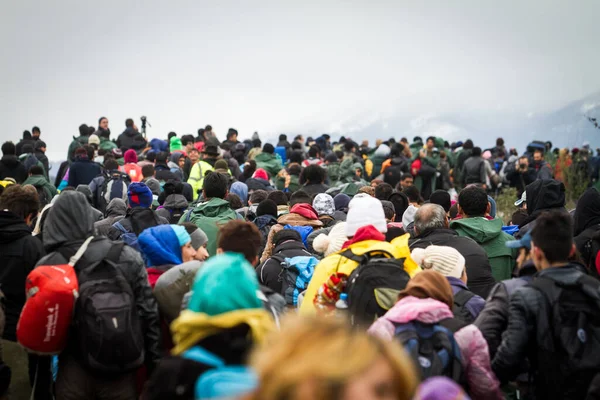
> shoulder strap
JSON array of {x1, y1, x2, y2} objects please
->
[
  {"x1": 68, "y1": 236, "x2": 95, "y2": 267},
  {"x1": 339, "y1": 248, "x2": 395, "y2": 264},
  {"x1": 453, "y1": 289, "x2": 475, "y2": 307},
  {"x1": 106, "y1": 242, "x2": 124, "y2": 264},
  {"x1": 113, "y1": 221, "x2": 128, "y2": 233}
]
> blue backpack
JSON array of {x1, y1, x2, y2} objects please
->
[
  {"x1": 112, "y1": 221, "x2": 141, "y2": 253},
  {"x1": 267, "y1": 254, "x2": 318, "y2": 306},
  {"x1": 182, "y1": 346, "x2": 257, "y2": 399},
  {"x1": 283, "y1": 224, "x2": 313, "y2": 246}
]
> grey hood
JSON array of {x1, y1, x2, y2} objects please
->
[
  {"x1": 163, "y1": 194, "x2": 188, "y2": 209},
  {"x1": 105, "y1": 198, "x2": 127, "y2": 218},
  {"x1": 43, "y1": 191, "x2": 95, "y2": 251}
]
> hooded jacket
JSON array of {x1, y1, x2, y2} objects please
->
[
  {"x1": 107, "y1": 207, "x2": 169, "y2": 241},
  {"x1": 254, "y1": 152, "x2": 283, "y2": 177},
  {"x1": 156, "y1": 194, "x2": 189, "y2": 222},
  {"x1": 22, "y1": 174, "x2": 58, "y2": 201},
  {"x1": 368, "y1": 296, "x2": 502, "y2": 400},
  {"x1": 450, "y1": 217, "x2": 517, "y2": 281},
  {"x1": 256, "y1": 239, "x2": 314, "y2": 295},
  {"x1": 94, "y1": 198, "x2": 127, "y2": 236},
  {"x1": 573, "y1": 188, "x2": 600, "y2": 264},
  {"x1": 68, "y1": 155, "x2": 102, "y2": 188},
  {"x1": 0, "y1": 155, "x2": 27, "y2": 183},
  {"x1": 518, "y1": 179, "x2": 566, "y2": 231},
  {"x1": 410, "y1": 228, "x2": 497, "y2": 298},
  {"x1": 117, "y1": 127, "x2": 147, "y2": 152},
  {"x1": 276, "y1": 204, "x2": 323, "y2": 229},
  {"x1": 180, "y1": 197, "x2": 240, "y2": 256},
  {"x1": 245, "y1": 177, "x2": 274, "y2": 192},
  {"x1": 138, "y1": 225, "x2": 183, "y2": 267},
  {"x1": 0, "y1": 210, "x2": 45, "y2": 341},
  {"x1": 37, "y1": 191, "x2": 160, "y2": 367}
]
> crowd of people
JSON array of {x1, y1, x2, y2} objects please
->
[{"x1": 1, "y1": 118, "x2": 600, "y2": 400}]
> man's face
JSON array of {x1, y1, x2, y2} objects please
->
[
  {"x1": 230, "y1": 134, "x2": 237, "y2": 142},
  {"x1": 533, "y1": 152, "x2": 543, "y2": 162},
  {"x1": 40, "y1": 146, "x2": 46, "y2": 153},
  {"x1": 32, "y1": 131, "x2": 40, "y2": 139},
  {"x1": 426, "y1": 139, "x2": 435, "y2": 150},
  {"x1": 401, "y1": 176, "x2": 413, "y2": 188},
  {"x1": 520, "y1": 158, "x2": 529, "y2": 168},
  {"x1": 100, "y1": 119, "x2": 109, "y2": 130},
  {"x1": 189, "y1": 149, "x2": 199, "y2": 162},
  {"x1": 178, "y1": 157, "x2": 186, "y2": 168}
]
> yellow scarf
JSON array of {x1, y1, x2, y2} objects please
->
[{"x1": 171, "y1": 308, "x2": 275, "y2": 355}]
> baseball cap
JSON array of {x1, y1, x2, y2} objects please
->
[
  {"x1": 505, "y1": 231, "x2": 532, "y2": 250},
  {"x1": 514, "y1": 191, "x2": 526, "y2": 207}
]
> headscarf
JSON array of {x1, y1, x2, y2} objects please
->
[
  {"x1": 574, "y1": 188, "x2": 600, "y2": 236},
  {"x1": 230, "y1": 182, "x2": 249, "y2": 205},
  {"x1": 397, "y1": 270, "x2": 453, "y2": 309}
]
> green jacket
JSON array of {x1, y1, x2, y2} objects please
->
[
  {"x1": 179, "y1": 197, "x2": 240, "y2": 256},
  {"x1": 22, "y1": 175, "x2": 57, "y2": 201},
  {"x1": 99, "y1": 137, "x2": 118, "y2": 152},
  {"x1": 254, "y1": 152, "x2": 283, "y2": 178},
  {"x1": 324, "y1": 162, "x2": 341, "y2": 183},
  {"x1": 67, "y1": 135, "x2": 88, "y2": 162},
  {"x1": 450, "y1": 217, "x2": 517, "y2": 281}
]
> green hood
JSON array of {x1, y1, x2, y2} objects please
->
[
  {"x1": 23, "y1": 175, "x2": 49, "y2": 188},
  {"x1": 191, "y1": 197, "x2": 235, "y2": 218},
  {"x1": 254, "y1": 152, "x2": 276, "y2": 163},
  {"x1": 450, "y1": 217, "x2": 503, "y2": 244}
]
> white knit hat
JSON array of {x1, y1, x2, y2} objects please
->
[
  {"x1": 402, "y1": 204, "x2": 418, "y2": 228},
  {"x1": 313, "y1": 222, "x2": 348, "y2": 256},
  {"x1": 345, "y1": 194, "x2": 387, "y2": 237},
  {"x1": 411, "y1": 245, "x2": 465, "y2": 279}
]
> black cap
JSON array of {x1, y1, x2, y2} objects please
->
[
  {"x1": 273, "y1": 229, "x2": 302, "y2": 246},
  {"x1": 263, "y1": 143, "x2": 275, "y2": 154},
  {"x1": 256, "y1": 199, "x2": 278, "y2": 217}
]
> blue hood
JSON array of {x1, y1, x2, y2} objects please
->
[{"x1": 138, "y1": 225, "x2": 182, "y2": 266}]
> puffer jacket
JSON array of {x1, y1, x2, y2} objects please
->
[
  {"x1": 39, "y1": 191, "x2": 161, "y2": 369},
  {"x1": 254, "y1": 152, "x2": 283, "y2": 177},
  {"x1": 474, "y1": 262, "x2": 536, "y2": 359},
  {"x1": 368, "y1": 296, "x2": 502, "y2": 400},
  {"x1": 0, "y1": 155, "x2": 27, "y2": 183},
  {"x1": 117, "y1": 127, "x2": 147, "y2": 152},
  {"x1": 491, "y1": 264, "x2": 591, "y2": 400},
  {"x1": 94, "y1": 198, "x2": 127, "y2": 236}
]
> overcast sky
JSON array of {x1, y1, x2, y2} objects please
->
[{"x1": 2, "y1": 0, "x2": 600, "y2": 160}]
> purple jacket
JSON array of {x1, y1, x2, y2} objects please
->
[{"x1": 447, "y1": 276, "x2": 486, "y2": 320}]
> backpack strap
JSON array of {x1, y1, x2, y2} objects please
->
[
  {"x1": 339, "y1": 248, "x2": 395, "y2": 264},
  {"x1": 67, "y1": 236, "x2": 95, "y2": 267},
  {"x1": 182, "y1": 346, "x2": 225, "y2": 368},
  {"x1": 106, "y1": 242, "x2": 125, "y2": 264},
  {"x1": 453, "y1": 290, "x2": 475, "y2": 308}
]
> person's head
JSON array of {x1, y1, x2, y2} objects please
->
[
  {"x1": 181, "y1": 134, "x2": 195, "y2": 151},
  {"x1": 505, "y1": 231, "x2": 533, "y2": 269},
  {"x1": 289, "y1": 190, "x2": 312, "y2": 207},
  {"x1": 530, "y1": 210, "x2": 574, "y2": 270},
  {"x1": 518, "y1": 155, "x2": 529, "y2": 169},
  {"x1": 496, "y1": 137, "x2": 504, "y2": 147},
  {"x1": 225, "y1": 193, "x2": 243, "y2": 210},
  {"x1": 127, "y1": 182, "x2": 153, "y2": 209},
  {"x1": 429, "y1": 190, "x2": 451, "y2": 214},
  {"x1": 458, "y1": 186, "x2": 489, "y2": 217},
  {"x1": 533, "y1": 149, "x2": 544, "y2": 162},
  {"x1": 1, "y1": 141, "x2": 16, "y2": 156},
  {"x1": 104, "y1": 159, "x2": 119, "y2": 172},
  {"x1": 411, "y1": 245, "x2": 467, "y2": 284},
  {"x1": 250, "y1": 315, "x2": 418, "y2": 400},
  {"x1": 471, "y1": 147, "x2": 482, "y2": 157},
  {"x1": 202, "y1": 171, "x2": 229, "y2": 200},
  {"x1": 374, "y1": 183, "x2": 393, "y2": 201},
  {"x1": 31, "y1": 126, "x2": 40, "y2": 139},
  {"x1": 346, "y1": 195, "x2": 387, "y2": 237},
  {"x1": 28, "y1": 165, "x2": 44, "y2": 177},
  {"x1": 397, "y1": 269, "x2": 453, "y2": 309},
  {"x1": 312, "y1": 193, "x2": 335, "y2": 217},
  {"x1": 303, "y1": 165, "x2": 326, "y2": 184},
  {"x1": 414, "y1": 203, "x2": 448, "y2": 236},
  {"x1": 262, "y1": 143, "x2": 275, "y2": 154},
  {"x1": 399, "y1": 173, "x2": 413, "y2": 190},
  {"x1": 78, "y1": 124, "x2": 89, "y2": 137},
  {"x1": 380, "y1": 200, "x2": 396, "y2": 222},
  {"x1": 226, "y1": 128, "x2": 238, "y2": 141},
  {"x1": 402, "y1": 186, "x2": 422, "y2": 205},
  {"x1": 125, "y1": 118, "x2": 134, "y2": 128},
  {"x1": 141, "y1": 164, "x2": 155, "y2": 179},
  {"x1": 124, "y1": 149, "x2": 138, "y2": 164},
  {"x1": 249, "y1": 189, "x2": 268, "y2": 206},
  {"x1": 181, "y1": 222, "x2": 209, "y2": 261},
  {"x1": 267, "y1": 190, "x2": 288, "y2": 206},
  {"x1": 426, "y1": 136, "x2": 435, "y2": 150},
  {"x1": 217, "y1": 220, "x2": 263, "y2": 266},
  {"x1": 256, "y1": 199, "x2": 278, "y2": 218},
  {"x1": 289, "y1": 150, "x2": 304, "y2": 164},
  {"x1": 138, "y1": 225, "x2": 195, "y2": 266},
  {"x1": 99, "y1": 117, "x2": 109, "y2": 130},
  {"x1": 308, "y1": 145, "x2": 320, "y2": 159},
  {"x1": 0, "y1": 184, "x2": 39, "y2": 224}
]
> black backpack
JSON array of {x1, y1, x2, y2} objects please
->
[
  {"x1": 341, "y1": 249, "x2": 411, "y2": 327},
  {"x1": 383, "y1": 163, "x2": 404, "y2": 188},
  {"x1": 73, "y1": 242, "x2": 144, "y2": 373},
  {"x1": 99, "y1": 172, "x2": 130, "y2": 211},
  {"x1": 531, "y1": 273, "x2": 600, "y2": 399},
  {"x1": 583, "y1": 230, "x2": 600, "y2": 279},
  {"x1": 452, "y1": 289, "x2": 476, "y2": 324},
  {"x1": 394, "y1": 318, "x2": 467, "y2": 384},
  {"x1": 165, "y1": 207, "x2": 187, "y2": 224}
]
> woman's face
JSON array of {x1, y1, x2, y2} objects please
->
[
  {"x1": 340, "y1": 357, "x2": 398, "y2": 400},
  {"x1": 194, "y1": 244, "x2": 209, "y2": 261},
  {"x1": 181, "y1": 242, "x2": 197, "y2": 263}
]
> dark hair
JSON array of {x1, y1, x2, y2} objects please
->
[
  {"x1": 426, "y1": 136, "x2": 436, "y2": 143},
  {"x1": 1, "y1": 141, "x2": 16, "y2": 155},
  {"x1": 533, "y1": 148, "x2": 544, "y2": 157},
  {"x1": 32, "y1": 126, "x2": 40, "y2": 134},
  {"x1": 142, "y1": 164, "x2": 155, "y2": 178},
  {"x1": 181, "y1": 134, "x2": 195, "y2": 146},
  {"x1": 217, "y1": 220, "x2": 262, "y2": 265},
  {"x1": 22, "y1": 130, "x2": 32, "y2": 139},
  {"x1": 98, "y1": 117, "x2": 108, "y2": 125},
  {"x1": 203, "y1": 171, "x2": 229, "y2": 199},
  {"x1": 388, "y1": 192, "x2": 409, "y2": 223},
  {"x1": 83, "y1": 145, "x2": 95, "y2": 160},
  {"x1": 343, "y1": 141, "x2": 355, "y2": 153},
  {"x1": 249, "y1": 189, "x2": 268, "y2": 205},
  {"x1": 79, "y1": 124, "x2": 89, "y2": 137},
  {"x1": 449, "y1": 203, "x2": 459, "y2": 219},
  {"x1": 74, "y1": 147, "x2": 87, "y2": 157},
  {"x1": 308, "y1": 145, "x2": 320, "y2": 158},
  {"x1": 289, "y1": 150, "x2": 304, "y2": 164},
  {"x1": 168, "y1": 132, "x2": 177, "y2": 141},
  {"x1": 252, "y1": 139, "x2": 262, "y2": 149},
  {"x1": 389, "y1": 143, "x2": 403, "y2": 157},
  {"x1": 205, "y1": 125, "x2": 212, "y2": 131},
  {"x1": 496, "y1": 138, "x2": 504, "y2": 146},
  {"x1": 463, "y1": 139, "x2": 474, "y2": 150},
  {"x1": 125, "y1": 118, "x2": 134, "y2": 128},
  {"x1": 471, "y1": 147, "x2": 482, "y2": 157},
  {"x1": 226, "y1": 128, "x2": 238, "y2": 140},
  {"x1": 226, "y1": 193, "x2": 243, "y2": 210},
  {"x1": 458, "y1": 186, "x2": 488, "y2": 216},
  {"x1": 401, "y1": 173, "x2": 413, "y2": 181},
  {"x1": 289, "y1": 190, "x2": 311, "y2": 207},
  {"x1": 430, "y1": 190, "x2": 452, "y2": 213},
  {"x1": 374, "y1": 183, "x2": 393, "y2": 201},
  {"x1": 0, "y1": 184, "x2": 39, "y2": 220},
  {"x1": 291, "y1": 141, "x2": 302, "y2": 151},
  {"x1": 278, "y1": 134, "x2": 287, "y2": 142},
  {"x1": 403, "y1": 186, "x2": 422, "y2": 204},
  {"x1": 288, "y1": 163, "x2": 302, "y2": 176},
  {"x1": 28, "y1": 165, "x2": 44, "y2": 176},
  {"x1": 510, "y1": 209, "x2": 528, "y2": 226},
  {"x1": 531, "y1": 210, "x2": 573, "y2": 264},
  {"x1": 262, "y1": 143, "x2": 275, "y2": 154},
  {"x1": 267, "y1": 190, "x2": 288, "y2": 206},
  {"x1": 302, "y1": 165, "x2": 326, "y2": 184},
  {"x1": 104, "y1": 159, "x2": 119, "y2": 171}
]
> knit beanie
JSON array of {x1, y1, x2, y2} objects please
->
[
  {"x1": 214, "y1": 159, "x2": 229, "y2": 172},
  {"x1": 88, "y1": 134, "x2": 100, "y2": 146},
  {"x1": 402, "y1": 204, "x2": 418, "y2": 228},
  {"x1": 128, "y1": 182, "x2": 153, "y2": 208},
  {"x1": 170, "y1": 137, "x2": 183, "y2": 152},
  {"x1": 124, "y1": 149, "x2": 138, "y2": 164},
  {"x1": 188, "y1": 253, "x2": 262, "y2": 316},
  {"x1": 256, "y1": 199, "x2": 278, "y2": 217},
  {"x1": 333, "y1": 193, "x2": 351, "y2": 211},
  {"x1": 312, "y1": 193, "x2": 335, "y2": 216},
  {"x1": 171, "y1": 225, "x2": 191, "y2": 247},
  {"x1": 411, "y1": 245, "x2": 465, "y2": 279},
  {"x1": 345, "y1": 194, "x2": 387, "y2": 237},
  {"x1": 188, "y1": 227, "x2": 208, "y2": 250},
  {"x1": 253, "y1": 168, "x2": 269, "y2": 181},
  {"x1": 313, "y1": 222, "x2": 348, "y2": 256}
]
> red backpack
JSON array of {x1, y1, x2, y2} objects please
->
[{"x1": 17, "y1": 237, "x2": 92, "y2": 354}]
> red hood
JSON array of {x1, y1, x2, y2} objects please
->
[
  {"x1": 342, "y1": 225, "x2": 385, "y2": 248},
  {"x1": 290, "y1": 203, "x2": 319, "y2": 220},
  {"x1": 253, "y1": 168, "x2": 269, "y2": 180}
]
